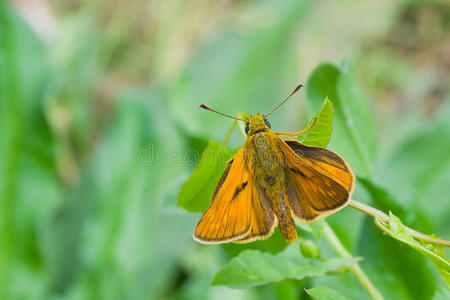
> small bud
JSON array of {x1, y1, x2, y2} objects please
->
[{"x1": 300, "y1": 239, "x2": 321, "y2": 259}]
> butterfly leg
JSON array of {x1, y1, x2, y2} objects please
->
[{"x1": 275, "y1": 117, "x2": 318, "y2": 137}]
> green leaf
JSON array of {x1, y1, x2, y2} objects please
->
[
  {"x1": 375, "y1": 212, "x2": 450, "y2": 287},
  {"x1": 299, "y1": 239, "x2": 321, "y2": 259},
  {"x1": 297, "y1": 219, "x2": 325, "y2": 241},
  {"x1": 306, "y1": 63, "x2": 376, "y2": 178},
  {"x1": 306, "y1": 287, "x2": 351, "y2": 300},
  {"x1": 298, "y1": 97, "x2": 334, "y2": 148},
  {"x1": 376, "y1": 120, "x2": 450, "y2": 235},
  {"x1": 274, "y1": 280, "x2": 299, "y2": 300},
  {"x1": 357, "y1": 177, "x2": 408, "y2": 220},
  {"x1": 434, "y1": 285, "x2": 450, "y2": 300},
  {"x1": 211, "y1": 244, "x2": 360, "y2": 289},
  {"x1": 178, "y1": 141, "x2": 237, "y2": 212}
]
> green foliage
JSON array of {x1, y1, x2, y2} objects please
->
[
  {"x1": 300, "y1": 239, "x2": 322, "y2": 259},
  {"x1": 306, "y1": 63, "x2": 377, "y2": 178},
  {"x1": 1, "y1": 0, "x2": 449, "y2": 299},
  {"x1": 358, "y1": 176, "x2": 448, "y2": 297},
  {"x1": 306, "y1": 286, "x2": 351, "y2": 300},
  {"x1": 298, "y1": 97, "x2": 334, "y2": 148},
  {"x1": 376, "y1": 212, "x2": 450, "y2": 287},
  {"x1": 211, "y1": 244, "x2": 360, "y2": 289}
]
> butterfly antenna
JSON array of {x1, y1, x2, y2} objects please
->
[
  {"x1": 264, "y1": 84, "x2": 303, "y2": 117},
  {"x1": 200, "y1": 104, "x2": 246, "y2": 122}
]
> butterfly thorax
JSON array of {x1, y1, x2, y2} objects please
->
[{"x1": 244, "y1": 114, "x2": 286, "y2": 189}]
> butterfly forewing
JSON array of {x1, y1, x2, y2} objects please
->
[
  {"x1": 194, "y1": 148, "x2": 252, "y2": 243},
  {"x1": 285, "y1": 141, "x2": 353, "y2": 191}
]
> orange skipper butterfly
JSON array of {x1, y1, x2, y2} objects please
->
[{"x1": 194, "y1": 84, "x2": 354, "y2": 244}]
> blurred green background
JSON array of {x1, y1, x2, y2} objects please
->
[{"x1": 1, "y1": 0, "x2": 449, "y2": 299}]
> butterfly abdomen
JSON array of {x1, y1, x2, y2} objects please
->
[{"x1": 272, "y1": 192, "x2": 297, "y2": 243}]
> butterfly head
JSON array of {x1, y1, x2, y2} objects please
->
[{"x1": 245, "y1": 114, "x2": 271, "y2": 136}]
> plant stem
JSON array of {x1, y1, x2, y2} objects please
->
[
  {"x1": 323, "y1": 222, "x2": 384, "y2": 300},
  {"x1": 222, "y1": 120, "x2": 236, "y2": 148},
  {"x1": 348, "y1": 200, "x2": 450, "y2": 247}
]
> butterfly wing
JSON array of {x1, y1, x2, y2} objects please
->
[
  {"x1": 279, "y1": 139, "x2": 354, "y2": 223},
  {"x1": 234, "y1": 185, "x2": 276, "y2": 243},
  {"x1": 194, "y1": 148, "x2": 253, "y2": 243}
]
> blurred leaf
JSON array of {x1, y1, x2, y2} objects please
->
[
  {"x1": 171, "y1": 0, "x2": 311, "y2": 142},
  {"x1": 299, "y1": 97, "x2": 334, "y2": 148},
  {"x1": 375, "y1": 212, "x2": 450, "y2": 287},
  {"x1": 299, "y1": 239, "x2": 321, "y2": 259},
  {"x1": 433, "y1": 285, "x2": 450, "y2": 300},
  {"x1": 375, "y1": 120, "x2": 450, "y2": 234},
  {"x1": 178, "y1": 141, "x2": 238, "y2": 212},
  {"x1": 309, "y1": 219, "x2": 326, "y2": 240},
  {"x1": 274, "y1": 280, "x2": 299, "y2": 300},
  {"x1": 297, "y1": 219, "x2": 325, "y2": 241},
  {"x1": 306, "y1": 286, "x2": 351, "y2": 300},
  {"x1": 0, "y1": 2, "x2": 57, "y2": 298},
  {"x1": 357, "y1": 177, "x2": 408, "y2": 220},
  {"x1": 306, "y1": 63, "x2": 376, "y2": 178},
  {"x1": 211, "y1": 244, "x2": 360, "y2": 289}
]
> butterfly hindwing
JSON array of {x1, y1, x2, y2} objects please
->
[
  {"x1": 280, "y1": 139, "x2": 354, "y2": 222},
  {"x1": 235, "y1": 186, "x2": 276, "y2": 243}
]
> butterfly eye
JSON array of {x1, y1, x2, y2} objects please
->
[
  {"x1": 264, "y1": 118, "x2": 271, "y2": 129},
  {"x1": 245, "y1": 122, "x2": 249, "y2": 134}
]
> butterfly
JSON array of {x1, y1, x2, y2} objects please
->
[{"x1": 194, "y1": 84, "x2": 354, "y2": 244}]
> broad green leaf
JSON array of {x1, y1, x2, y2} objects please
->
[
  {"x1": 178, "y1": 141, "x2": 237, "y2": 212},
  {"x1": 211, "y1": 244, "x2": 360, "y2": 288},
  {"x1": 306, "y1": 287, "x2": 351, "y2": 300},
  {"x1": 357, "y1": 176, "x2": 408, "y2": 220},
  {"x1": 298, "y1": 97, "x2": 334, "y2": 148},
  {"x1": 306, "y1": 63, "x2": 376, "y2": 178},
  {"x1": 375, "y1": 212, "x2": 450, "y2": 287},
  {"x1": 375, "y1": 120, "x2": 450, "y2": 235}
]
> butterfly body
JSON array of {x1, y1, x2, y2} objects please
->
[
  {"x1": 195, "y1": 95, "x2": 354, "y2": 244},
  {"x1": 243, "y1": 114, "x2": 297, "y2": 242}
]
